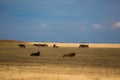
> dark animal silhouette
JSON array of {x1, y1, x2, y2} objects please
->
[
  {"x1": 18, "y1": 44, "x2": 25, "y2": 48},
  {"x1": 79, "y1": 44, "x2": 89, "y2": 48},
  {"x1": 41, "y1": 44, "x2": 48, "y2": 47},
  {"x1": 63, "y1": 53, "x2": 76, "y2": 57},
  {"x1": 31, "y1": 51, "x2": 40, "y2": 56},
  {"x1": 33, "y1": 44, "x2": 48, "y2": 47},
  {"x1": 33, "y1": 44, "x2": 42, "y2": 47},
  {"x1": 53, "y1": 44, "x2": 59, "y2": 48}
]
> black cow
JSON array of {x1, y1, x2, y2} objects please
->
[
  {"x1": 63, "y1": 53, "x2": 76, "y2": 57},
  {"x1": 18, "y1": 44, "x2": 25, "y2": 48},
  {"x1": 79, "y1": 44, "x2": 89, "y2": 48},
  {"x1": 31, "y1": 51, "x2": 40, "y2": 56}
]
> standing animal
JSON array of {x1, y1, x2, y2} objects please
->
[
  {"x1": 33, "y1": 44, "x2": 42, "y2": 47},
  {"x1": 33, "y1": 44, "x2": 48, "y2": 47},
  {"x1": 31, "y1": 51, "x2": 40, "y2": 56},
  {"x1": 53, "y1": 44, "x2": 59, "y2": 48},
  {"x1": 41, "y1": 44, "x2": 48, "y2": 47},
  {"x1": 18, "y1": 44, "x2": 25, "y2": 48},
  {"x1": 79, "y1": 44, "x2": 89, "y2": 48},
  {"x1": 63, "y1": 53, "x2": 76, "y2": 57}
]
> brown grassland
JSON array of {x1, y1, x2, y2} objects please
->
[{"x1": 0, "y1": 40, "x2": 120, "y2": 80}]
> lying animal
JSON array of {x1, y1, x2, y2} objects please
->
[
  {"x1": 31, "y1": 51, "x2": 40, "y2": 56},
  {"x1": 63, "y1": 53, "x2": 76, "y2": 57}
]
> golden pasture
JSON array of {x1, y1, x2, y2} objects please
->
[{"x1": 0, "y1": 40, "x2": 120, "y2": 80}]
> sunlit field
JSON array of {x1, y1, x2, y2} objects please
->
[{"x1": 0, "y1": 40, "x2": 120, "y2": 80}]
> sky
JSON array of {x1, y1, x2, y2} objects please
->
[{"x1": 0, "y1": 0, "x2": 120, "y2": 43}]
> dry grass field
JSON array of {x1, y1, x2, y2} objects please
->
[
  {"x1": 30, "y1": 42, "x2": 120, "y2": 48},
  {"x1": 0, "y1": 40, "x2": 120, "y2": 80}
]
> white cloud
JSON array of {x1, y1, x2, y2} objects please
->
[
  {"x1": 92, "y1": 24, "x2": 102, "y2": 29},
  {"x1": 40, "y1": 23, "x2": 48, "y2": 29},
  {"x1": 115, "y1": 22, "x2": 120, "y2": 28}
]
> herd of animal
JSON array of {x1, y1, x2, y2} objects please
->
[
  {"x1": 18, "y1": 43, "x2": 89, "y2": 57},
  {"x1": 18, "y1": 43, "x2": 89, "y2": 48}
]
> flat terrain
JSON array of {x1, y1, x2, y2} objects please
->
[{"x1": 0, "y1": 40, "x2": 120, "y2": 80}]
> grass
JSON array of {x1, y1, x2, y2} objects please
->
[
  {"x1": 0, "y1": 40, "x2": 120, "y2": 80},
  {"x1": 0, "y1": 65, "x2": 120, "y2": 80}
]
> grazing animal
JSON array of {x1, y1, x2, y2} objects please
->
[
  {"x1": 33, "y1": 44, "x2": 42, "y2": 47},
  {"x1": 79, "y1": 44, "x2": 89, "y2": 48},
  {"x1": 53, "y1": 44, "x2": 59, "y2": 48},
  {"x1": 63, "y1": 53, "x2": 76, "y2": 57},
  {"x1": 41, "y1": 44, "x2": 48, "y2": 47},
  {"x1": 31, "y1": 51, "x2": 40, "y2": 56},
  {"x1": 18, "y1": 44, "x2": 25, "y2": 48},
  {"x1": 33, "y1": 44, "x2": 48, "y2": 47}
]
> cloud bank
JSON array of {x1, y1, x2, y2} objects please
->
[{"x1": 115, "y1": 22, "x2": 120, "y2": 28}]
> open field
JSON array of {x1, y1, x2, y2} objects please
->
[
  {"x1": 30, "y1": 42, "x2": 120, "y2": 48},
  {"x1": 0, "y1": 40, "x2": 120, "y2": 80},
  {"x1": 1, "y1": 40, "x2": 120, "y2": 48}
]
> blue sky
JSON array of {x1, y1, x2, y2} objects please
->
[{"x1": 0, "y1": 0, "x2": 120, "y2": 43}]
